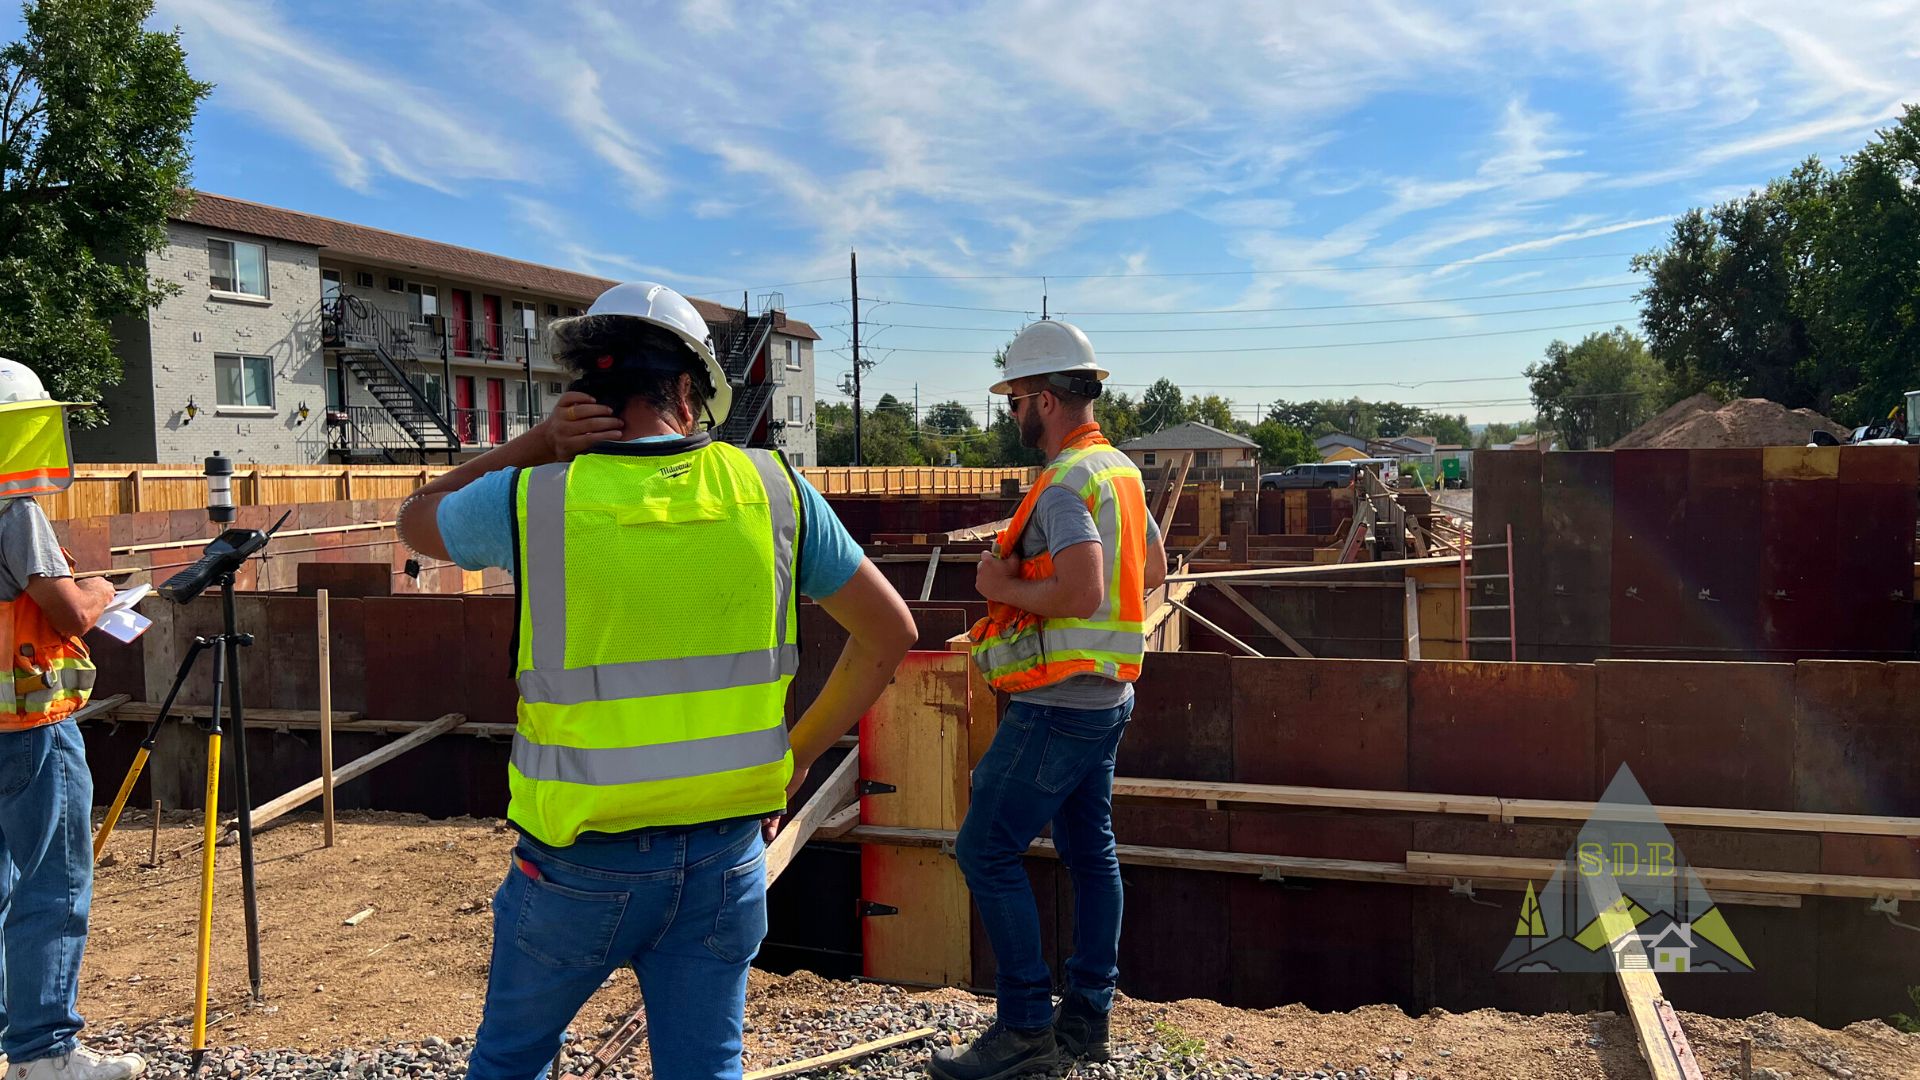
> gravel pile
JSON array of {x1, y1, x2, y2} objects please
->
[{"x1": 82, "y1": 990, "x2": 1438, "y2": 1080}]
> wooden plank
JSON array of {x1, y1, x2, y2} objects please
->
[
  {"x1": 917, "y1": 546, "x2": 941, "y2": 602},
  {"x1": 226, "y1": 711, "x2": 467, "y2": 836},
  {"x1": 1114, "y1": 777, "x2": 1499, "y2": 816},
  {"x1": 1406, "y1": 850, "x2": 1920, "y2": 901},
  {"x1": 742, "y1": 1029, "x2": 936, "y2": 1080},
  {"x1": 818, "y1": 802, "x2": 860, "y2": 840},
  {"x1": 1168, "y1": 555, "x2": 1458, "y2": 582},
  {"x1": 1198, "y1": 484, "x2": 1221, "y2": 539},
  {"x1": 766, "y1": 749, "x2": 858, "y2": 883},
  {"x1": 1157, "y1": 452, "x2": 1194, "y2": 537},
  {"x1": 112, "y1": 703, "x2": 366, "y2": 725},
  {"x1": 1403, "y1": 578, "x2": 1420, "y2": 660},
  {"x1": 841, "y1": 829, "x2": 1797, "y2": 906},
  {"x1": 1212, "y1": 583, "x2": 1312, "y2": 658},
  {"x1": 1166, "y1": 597, "x2": 1264, "y2": 657},
  {"x1": 1575, "y1": 851, "x2": 1705, "y2": 1080}
]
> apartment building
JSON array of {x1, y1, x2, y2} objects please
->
[{"x1": 77, "y1": 192, "x2": 820, "y2": 465}]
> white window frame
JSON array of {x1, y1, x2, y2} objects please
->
[
  {"x1": 785, "y1": 340, "x2": 802, "y2": 370},
  {"x1": 790, "y1": 452, "x2": 805, "y2": 467},
  {"x1": 214, "y1": 353, "x2": 275, "y2": 411},
  {"x1": 407, "y1": 283, "x2": 438, "y2": 324},
  {"x1": 207, "y1": 238, "x2": 269, "y2": 299},
  {"x1": 787, "y1": 395, "x2": 803, "y2": 423}
]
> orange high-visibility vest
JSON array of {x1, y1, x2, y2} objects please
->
[
  {"x1": 0, "y1": 546, "x2": 97, "y2": 730},
  {"x1": 968, "y1": 424, "x2": 1149, "y2": 694}
]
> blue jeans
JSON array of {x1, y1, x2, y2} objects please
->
[
  {"x1": 0, "y1": 720, "x2": 95, "y2": 1063},
  {"x1": 468, "y1": 816, "x2": 768, "y2": 1080},
  {"x1": 956, "y1": 699, "x2": 1131, "y2": 1031}
]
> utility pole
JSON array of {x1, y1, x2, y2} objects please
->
[
  {"x1": 1041, "y1": 276, "x2": 1048, "y2": 321},
  {"x1": 851, "y1": 250, "x2": 862, "y2": 466}
]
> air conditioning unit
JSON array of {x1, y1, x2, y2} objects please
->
[{"x1": 353, "y1": 271, "x2": 375, "y2": 288}]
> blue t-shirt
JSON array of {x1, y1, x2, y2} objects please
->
[{"x1": 436, "y1": 437, "x2": 864, "y2": 600}]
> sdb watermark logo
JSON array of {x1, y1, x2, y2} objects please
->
[{"x1": 1497, "y1": 766, "x2": 1753, "y2": 975}]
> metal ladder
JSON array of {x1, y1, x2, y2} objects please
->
[{"x1": 1458, "y1": 523, "x2": 1517, "y2": 661}]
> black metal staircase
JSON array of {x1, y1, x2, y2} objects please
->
[
  {"x1": 712, "y1": 292, "x2": 785, "y2": 446},
  {"x1": 322, "y1": 296, "x2": 460, "y2": 462}
]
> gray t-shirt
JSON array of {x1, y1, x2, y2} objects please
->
[
  {"x1": 0, "y1": 498, "x2": 71, "y2": 602},
  {"x1": 1011, "y1": 485, "x2": 1160, "y2": 710}
]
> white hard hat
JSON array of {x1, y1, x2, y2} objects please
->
[
  {"x1": 990, "y1": 320, "x2": 1108, "y2": 396},
  {"x1": 0, "y1": 357, "x2": 86, "y2": 414},
  {"x1": 584, "y1": 282, "x2": 732, "y2": 426}
]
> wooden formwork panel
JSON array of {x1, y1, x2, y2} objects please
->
[
  {"x1": 1412, "y1": 886, "x2": 1607, "y2": 1015},
  {"x1": 1610, "y1": 449, "x2": 1691, "y2": 650},
  {"x1": 1792, "y1": 661, "x2": 1920, "y2": 815},
  {"x1": 459, "y1": 595, "x2": 519, "y2": 727},
  {"x1": 1230, "y1": 658, "x2": 1408, "y2": 789},
  {"x1": 861, "y1": 652, "x2": 972, "y2": 987},
  {"x1": 1411, "y1": 562, "x2": 1464, "y2": 660},
  {"x1": 1407, "y1": 661, "x2": 1596, "y2": 800},
  {"x1": 1594, "y1": 660, "x2": 1796, "y2": 810},
  {"x1": 1682, "y1": 449, "x2": 1764, "y2": 653},
  {"x1": 1230, "y1": 877, "x2": 1416, "y2": 1012},
  {"x1": 1537, "y1": 451, "x2": 1612, "y2": 652},
  {"x1": 1814, "y1": 893, "x2": 1920, "y2": 1027},
  {"x1": 362, "y1": 596, "x2": 467, "y2": 722},
  {"x1": 1124, "y1": 651, "x2": 1235, "y2": 781}
]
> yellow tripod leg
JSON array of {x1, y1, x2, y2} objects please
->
[
  {"x1": 92, "y1": 747, "x2": 151, "y2": 863},
  {"x1": 191, "y1": 732, "x2": 222, "y2": 1066}
]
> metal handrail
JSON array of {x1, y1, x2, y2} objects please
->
[{"x1": 325, "y1": 297, "x2": 459, "y2": 450}]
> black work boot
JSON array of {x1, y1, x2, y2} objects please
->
[
  {"x1": 928, "y1": 1021, "x2": 1060, "y2": 1080},
  {"x1": 1053, "y1": 993, "x2": 1110, "y2": 1062}
]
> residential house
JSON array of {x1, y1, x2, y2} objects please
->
[
  {"x1": 78, "y1": 192, "x2": 820, "y2": 466},
  {"x1": 1119, "y1": 422, "x2": 1260, "y2": 471},
  {"x1": 1314, "y1": 432, "x2": 1368, "y2": 462}
]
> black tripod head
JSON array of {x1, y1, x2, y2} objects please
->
[{"x1": 158, "y1": 510, "x2": 292, "y2": 605}]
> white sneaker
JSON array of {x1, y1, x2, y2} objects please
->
[{"x1": 7, "y1": 1045, "x2": 145, "y2": 1079}]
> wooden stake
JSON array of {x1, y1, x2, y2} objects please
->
[
  {"x1": 148, "y1": 799, "x2": 161, "y2": 868},
  {"x1": 1157, "y1": 451, "x2": 1195, "y2": 538},
  {"x1": 742, "y1": 1028, "x2": 936, "y2": 1080},
  {"x1": 1166, "y1": 597, "x2": 1265, "y2": 658},
  {"x1": 317, "y1": 589, "x2": 335, "y2": 848},
  {"x1": 1403, "y1": 577, "x2": 1422, "y2": 660}
]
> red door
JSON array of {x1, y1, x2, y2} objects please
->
[
  {"x1": 487, "y1": 378, "x2": 506, "y2": 444},
  {"x1": 483, "y1": 295, "x2": 502, "y2": 355},
  {"x1": 455, "y1": 376, "x2": 476, "y2": 443},
  {"x1": 451, "y1": 290, "x2": 472, "y2": 356}
]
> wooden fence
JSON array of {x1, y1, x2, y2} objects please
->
[{"x1": 43, "y1": 464, "x2": 1041, "y2": 519}]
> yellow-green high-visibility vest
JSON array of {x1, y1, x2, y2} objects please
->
[{"x1": 510, "y1": 434, "x2": 802, "y2": 846}]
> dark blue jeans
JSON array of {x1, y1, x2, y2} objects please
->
[
  {"x1": 0, "y1": 719, "x2": 94, "y2": 1064},
  {"x1": 955, "y1": 698, "x2": 1131, "y2": 1030},
  {"x1": 468, "y1": 817, "x2": 767, "y2": 1080}
]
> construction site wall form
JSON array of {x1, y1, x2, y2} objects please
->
[
  {"x1": 1471, "y1": 447, "x2": 1919, "y2": 662},
  {"x1": 44, "y1": 464, "x2": 1041, "y2": 521},
  {"x1": 79, "y1": 602, "x2": 1920, "y2": 1023}
]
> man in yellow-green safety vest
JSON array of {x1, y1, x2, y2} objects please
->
[{"x1": 399, "y1": 282, "x2": 917, "y2": 1080}]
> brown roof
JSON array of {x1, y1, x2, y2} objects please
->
[{"x1": 174, "y1": 191, "x2": 818, "y2": 339}]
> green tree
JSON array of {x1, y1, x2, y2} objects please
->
[
  {"x1": 1093, "y1": 389, "x2": 1141, "y2": 444},
  {"x1": 1420, "y1": 412, "x2": 1473, "y2": 447},
  {"x1": 815, "y1": 400, "x2": 855, "y2": 464},
  {"x1": 1633, "y1": 107, "x2": 1920, "y2": 423},
  {"x1": 1526, "y1": 327, "x2": 1667, "y2": 449},
  {"x1": 0, "y1": 0, "x2": 209, "y2": 414},
  {"x1": 1140, "y1": 378, "x2": 1185, "y2": 432},
  {"x1": 1474, "y1": 420, "x2": 1538, "y2": 449},
  {"x1": 1248, "y1": 420, "x2": 1317, "y2": 471},
  {"x1": 924, "y1": 400, "x2": 976, "y2": 436},
  {"x1": 1187, "y1": 394, "x2": 1236, "y2": 430}
]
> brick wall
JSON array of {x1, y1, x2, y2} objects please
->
[{"x1": 135, "y1": 221, "x2": 331, "y2": 464}]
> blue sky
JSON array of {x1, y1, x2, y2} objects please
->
[{"x1": 66, "y1": 2, "x2": 1920, "y2": 423}]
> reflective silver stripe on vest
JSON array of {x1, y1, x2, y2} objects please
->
[
  {"x1": 740, "y1": 449, "x2": 797, "y2": 639},
  {"x1": 0, "y1": 473, "x2": 64, "y2": 498},
  {"x1": 511, "y1": 722, "x2": 790, "y2": 786},
  {"x1": 976, "y1": 626, "x2": 1144, "y2": 672},
  {"x1": 518, "y1": 643, "x2": 800, "y2": 705},
  {"x1": 518, "y1": 446, "x2": 799, "y2": 705},
  {"x1": 524, "y1": 462, "x2": 571, "y2": 670}
]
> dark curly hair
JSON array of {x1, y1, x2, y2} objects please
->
[{"x1": 548, "y1": 314, "x2": 713, "y2": 420}]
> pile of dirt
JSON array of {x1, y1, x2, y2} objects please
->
[{"x1": 1611, "y1": 393, "x2": 1846, "y2": 449}]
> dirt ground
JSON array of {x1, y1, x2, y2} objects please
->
[{"x1": 85, "y1": 812, "x2": 1920, "y2": 1078}]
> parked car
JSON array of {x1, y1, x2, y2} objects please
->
[{"x1": 1261, "y1": 462, "x2": 1354, "y2": 489}]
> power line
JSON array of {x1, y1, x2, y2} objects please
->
[
  {"x1": 813, "y1": 250, "x2": 1644, "y2": 282},
  {"x1": 829, "y1": 278, "x2": 1645, "y2": 317},
  {"x1": 810, "y1": 296, "x2": 1638, "y2": 335},
  {"x1": 854, "y1": 319, "x2": 1631, "y2": 356}
]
